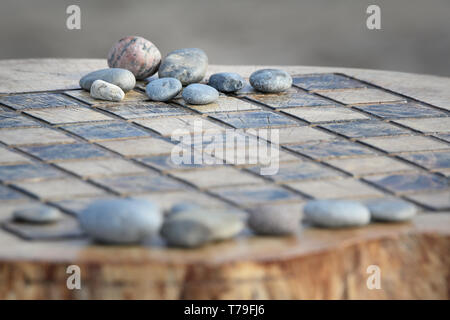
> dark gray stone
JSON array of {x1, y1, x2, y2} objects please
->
[
  {"x1": 161, "y1": 209, "x2": 244, "y2": 248},
  {"x1": 13, "y1": 205, "x2": 62, "y2": 224},
  {"x1": 367, "y1": 199, "x2": 417, "y2": 222},
  {"x1": 208, "y1": 72, "x2": 245, "y2": 93},
  {"x1": 158, "y1": 48, "x2": 208, "y2": 85},
  {"x1": 249, "y1": 69, "x2": 292, "y2": 93},
  {"x1": 303, "y1": 200, "x2": 370, "y2": 228},
  {"x1": 79, "y1": 68, "x2": 136, "y2": 92},
  {"x1": 248, "y1": 205, "x2": 301, "y2": 235},
  {"x1": 78, "y1": 198, "x2": 162, "y2": 244},
  {"x1": 145, "y1": 78, "x2": 182, "y2": 102},
  {"x1": 182, "y1": 84, "x2": 219, "y2": 105}
]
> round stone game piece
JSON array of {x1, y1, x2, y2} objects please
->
[
  {"x1": 161, "y1": 209, "x2": 244, "y2": 248},
  {"x1": 303, "y1": 200, "x2": 370, "y2": 228},
  {"x1": 248, "y1": 204, "x2": 301, "y2": 235},
  {"x1": 90, "y1": 79, "x2": 125, "y2": 102},
  {"x1": 367, "y1": 199, "x2": 417, "y2": 222},
  {"x1": 182, "y1": 83, "x2": 219, "y2": 105},
  {"x1": 107, "y1": 36, "x2": 161, "y2": 80},
  {"x1": 158, "y1": 48, "x2": 208, "y2": 85},
  {"x1": 249, "y1": 68, "x2": 292, "y2": 93},
  {"x1": 13, "y1": 205, "x2": 62, "y2": 224},
  {"x1": 145, "y1": 77, "x2": 182, "y2": 101},
  {"x1": 79, "y1": 68, "x2": 136, "y2": 92},
  {"x1": 78, "y1": 198, "x2": 163, "y2": 244},
  {"x1": 208, "y1": 72, "x2": 245, "y2": 93}
]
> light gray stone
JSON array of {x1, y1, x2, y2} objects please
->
[
  {"x1": 13, "y1": 205, "x2": 62, "y2": 224},
  {"x1": 78, "y1": 198, "x2": 163, "y2": 244},
  {"x1": 367, "y1": 199, "x2": 417, "y2": 222},
  {"x1": 182, "y1": 84, "x2": 219, "y2": 105},
  {"x1": 161, "y1": 209, "x2": 244, "y2": 248},
  {"x1": 79, "y1": 68, "x2": 136, "y2": 92},
  {"x1": 303, "y1": 200, "x2": 370, "y2": 228},
  {"x1": 90, "y1": 80, "x2": 125, "y2": 102},
  {"x1": 248, "y1": 205, "x2": 301, "y2": 235},
  {"x1": 145, "y1": 78, "x2": 182, "y2": 102},
  {"x1": 249, "y1": 69, "x2": 292, "y2": 93},
  {"x1": 208, "y1": 72, "x2": 245, "y2": 93},
  {"x1": 158, "y1": 48, "x2": 208, "y2": 85}
]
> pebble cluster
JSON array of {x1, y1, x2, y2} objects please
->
[
  {"x1": 79, "y1": 35, "x2": 293, "y2": 103},
  {"x1": 71, "y1": 35, "x2": 420, "y2": 248},
  {"x1": 73, "y1": 197, "x2": 417, "y2": 248}
]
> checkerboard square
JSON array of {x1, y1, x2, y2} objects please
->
[
  {"x1": 405, "y1": 191, "x2": 450, "y2": 211},
  {"x1": 360, "y1": 136, "x2": 449, "y2": 153},
  {"x1": 0, "y1": 111, "x2": 39, "y2": 129},
  {"x1": 250, "y1": 126, "x2": 333, "y2": 145},
  {"x1": 97, "y1": 137, "x2": 175, "y2": 157},
  {"x1": 282, "y1": 106, "x2": 369, "y2": 123},
  {"x1": 211, "y1": 184, "x2": 302, "y2": 206},
  {"x1": 0, "y1": 163, "x2": 65, "y2": 182},
  {"x1": 326, "y1": 156, "x2": 414, "y2": 176},
  {"x1": 176, "y1": 96, "x2": 260, "y2": 113},
  {"x1": 19, "y1": 143, "x2": 111, "y2": 162},
  {"x1": 134, "y1": 115, "x2": 225, "y2": 136},
  {"x1": 393, "y1": 117, "x2": 450, "y2": 133},
  {"x1": 399, "y1": 151, "x2": 450, "y2": 171},
  {"x1": 211, "y1": 111, "x2": 298, "y2": 129},
  {"x1": 24, "y1": 106, "x2": 112, "y2": 124},
  {"x1": 55, "y1": 158, "x2": 148, "y2": 178},
  {"x1": 286, "y1": 178, "x2": 385, "y2": 199},
  {"x1": 98, "y1": 102, "x2": 189, "y2": 119},
  {"x1": 0, "y1": 93, "x2": 84, "y2": 110},
  {"x1": 293, "y1": 73, "x2": 367, "y2": 91},
  {"x1": 354, "y1": 102, "x2": 448, "y2": 119},
  {"x1": 137, "y1": 152, "x2": 222, "y2": 172},
  {"x1": 320, "y1": 120, "x2": 410, "y2": 138},
  {"x1": 61, "y1": 122, "x2": 151, "y2": 141},
  {"x1": 0, "y1": 127, "x2": 75, "y2": 146},
  {"x1": 247, "y1": 161, "x2": 343, "y2": 182},
  {"x1": 286, "y1": 140, "x2": 376, "y2": 160},
  {"x1": 13, "y1": 178, "x2": 106, "y2": 200},
  {"x1": 0, "y1": 185, "x2": 27, "y2": 201},
  {"x1": 319, "y1": 88, "x2": 406, "y2": 105},
  {"x1": 64, "y1": 89, "x2": 148, "y2": 105},
  {"x1": 93, "y1": 174, "x2": 186, "y2": 195},
  {"x1": 170, "y1": 166, "x2": 264, "y2": 189},
  {"x1": 363, "y1": 173, "x2": 449, "y2": 194},
  {"x1": 436, "y1": 133, "x2": 450, "y2": 143},
  {"x1": 248, "y1": 92, "x2": 335, "y2": 109},
  {"x1": 0, "y1": 147, "x2": 31, "y2": 165}
]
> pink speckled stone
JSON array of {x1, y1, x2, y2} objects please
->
[{"x1": 107, "y1": 36, "x2": 161, "y2": 80}]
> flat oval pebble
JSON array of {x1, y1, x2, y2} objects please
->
[
  {"x1": 248, "y1": 204, "x2": 301, "y2": 235},
  {"x1": 208, "y1": 72, "x2": 245, "y2": 93},
  {"x1": 169, "y1": 202, "x2": 201, "y2": 215},
  {"x1": 182, "y1": 84, "x2": 219, "y2": 105},
  {"x1": 249, "y1": 69, "x2": 292, "y2": 93},
  {"x1": 161, "y1": 209, "x2": 244, "y2": 248},
  {"x1": 107, "y1": 36, "x2": 161, "y2": 80},
  {"x1": 13, "y1": 205, "x2": 62, "y2": 224},
  {"x1": 145, "y1": 78, "x2": 182, "y2": 102},
  {"x1": 303, "y1": 200, "x2": 370, "y2": 228},
  {"x1": 90, "y1": 79, "x2": 125, "y2": 102},
  {"x1": 367, "y1": 199, "x2": 417, "y2": 222},
  {"x1": 158, "y1": 48, "x2": 208, "y2": 85},
  {"x1": 78, "y1": 198, "x2": 163, "y2": 244},
  {"x1": 79, "y1": 68, "x2": 136, "y2": 92}
]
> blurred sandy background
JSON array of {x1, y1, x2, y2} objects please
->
[{"x1": 0, "y1": 0, "x2": 449, "y2": 76}]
